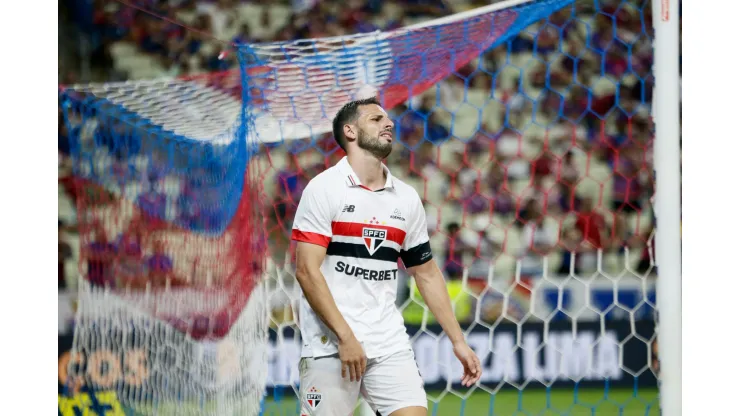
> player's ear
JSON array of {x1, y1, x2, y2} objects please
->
[{"x1": 343, "y1": 123, "x2": 357, "y2": 142}]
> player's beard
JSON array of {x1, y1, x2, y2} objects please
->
[{"x1": 357, "y1": 128, "x2": 392, "y2": 160}]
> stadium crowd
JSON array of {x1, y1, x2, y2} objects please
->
[{"x1": 59, "y1": 0, "x2": 662, "y2": 324}]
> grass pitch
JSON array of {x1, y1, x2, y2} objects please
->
[{"x1": 261, "y1": 387, "x2": 660, "y2": 415}]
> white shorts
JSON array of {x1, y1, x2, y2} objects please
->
[{"x1": 298, "y1": 348, "x2": 427, "y2": 416}]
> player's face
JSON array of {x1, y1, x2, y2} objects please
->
[{"x1": 355, "y1": 104, "x2": 394, "y2": 159}]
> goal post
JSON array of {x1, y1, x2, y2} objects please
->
[
  {"x1": 58, "y1": 0, "x2": 679, "y2": 415},
  {"x1": 652, "y1": 0, "x2": 682, "y2": 414}
]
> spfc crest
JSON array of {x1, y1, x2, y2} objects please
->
[
  {"x1": 306, "y1": 386, "x2": 322, "y2": 410},
  {"x1": 362, "y1": 227, "x2": 387, "y2": 255}
]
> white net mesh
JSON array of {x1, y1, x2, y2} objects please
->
[
  {"x1": 61, "y1": 71, "x2": 268, "y2": 414},
  {"x1": 69, "y1": 282, "x2": 268, "y2": 416},
  {"x1": 250, "y1": 0, "x2": 660, "y2": 414}
]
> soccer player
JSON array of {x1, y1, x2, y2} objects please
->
[{"x1": 291, "y1": 97, "x2": 482, "y2": 416}]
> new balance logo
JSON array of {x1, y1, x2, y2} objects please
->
[
  {"x1": 342, "y1": 205, "x2": 355, "y2": 213},
  {"x1": 390, "y1": 208, "x2": 405, "y2": 221}
]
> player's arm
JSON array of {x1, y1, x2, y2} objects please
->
[
  {"x1": 291, "y1": 181, "x2": 366, "y2": 381},
  {"x1": 407, "y1": 259, "x2": 465, "y2": 344},
  {"x1": 294, "y1": 242, "x2": 354, "y2": 346},
  {"x1": 402, "y1": 195, "x2": 482, "y2": 387},
  {"x1": 407, "y1": 256, "x2": 481, "y2": 387}
]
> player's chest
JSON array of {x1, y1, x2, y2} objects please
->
[{"x1": 334, "y1": 191, "x2": 411, "y2": 233}]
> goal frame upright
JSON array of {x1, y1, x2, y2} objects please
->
[{"x1": 652, "y1": 0, "x2": 682, "y2": 414}]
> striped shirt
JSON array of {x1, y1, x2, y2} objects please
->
[{"x1": 291, "y1": 156, "x2": 433, "y2": 358}]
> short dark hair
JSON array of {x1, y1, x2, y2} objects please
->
[{"x1": 332, "y1": 97, "x2": 382, "y2": 151}]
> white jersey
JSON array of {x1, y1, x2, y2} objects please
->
[{"x1": 291, "y1": 156, "x2": 433, "y2": 359}]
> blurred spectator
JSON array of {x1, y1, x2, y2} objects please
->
[
  {"x1": 576, "y1": 197, "x2": 608, "y2": 249},
  {"x1": 554, "y1": 181, "x2": 579, "y2": 213},
  {"x1": 461, "y1": 179, "x2": 492, "y2": 215},
  {"x1": 137, "y1": 182, "x2": 167, "y2": 220},
  {"x1": 532, "y1": 153, "x2": 553, "y2": 178},
  {"x1": 147, "y1": 240, "x2": 174, "y2": 284},
  {"x1": 87, "y1": 225, "x2": 115, "y2": 288},
  {"x1": 276, "y1": 155, "x2": 307, "y2": 203},
  {"x1": 518, "y1": 200, "x2": 557, "y2": 278},
  {"x1": 612, "y1": 147, "x2": 651, "y2": 214},
  {"x1": 58, "y1": 221, "x2": 73, "y2": 290},
  {"x1": 486, "y1": 164, "x2": 514, "y2": 215},
  {"x1": 557, "y1": 151, "x2": 579, "y2": 188},
  {"x1": 116, "y1": 221, "x2": 145, "y2": 284},
  {"x1": 443, "y1": 223, "x2": 467, "y2": 280},
  {"x1": 574, "y1": 197, "x2": 608, "y2": 271},
  {"x1": 522, "y1": 174, "x2": 562, "y2": 214},
  {"x1": 59, "y1": 108, "x2": 71, "y2": 155}
]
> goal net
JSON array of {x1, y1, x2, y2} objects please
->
[
  {"x1": 251, "y1": 0, "x2": 661, "y2": 414},
  {"x1": 59, "y1": 70, "x2": 267, "y2": 415},
  {"x1": 59, "y1": 0, "x2": 665, "y2": 414}
]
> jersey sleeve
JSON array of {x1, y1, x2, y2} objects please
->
[
  {"x1": 291, "y1": 180, "x2": 334, "y2": 248},
  {"x1": 400, "y1": 194, "x2": 433, "y2": 268}
]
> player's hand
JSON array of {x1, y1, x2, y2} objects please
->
[
  {"x1": 338, "y1": 334, "x2": 367, "y2": 382},
  {"x1": 453, "y1": 341, "x2": 482, "y2": 387}
]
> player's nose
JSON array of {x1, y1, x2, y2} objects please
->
[{"x1": 383, "y1": 118, "x2": 394, "y2": 131}]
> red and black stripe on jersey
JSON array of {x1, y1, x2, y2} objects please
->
[{"x1": 325, "y1": 221, "x2": 432, "y2": 267}]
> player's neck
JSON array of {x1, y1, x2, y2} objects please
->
[{"x1": 347, "y1": 152, "x2": 385, "y2": 190}]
